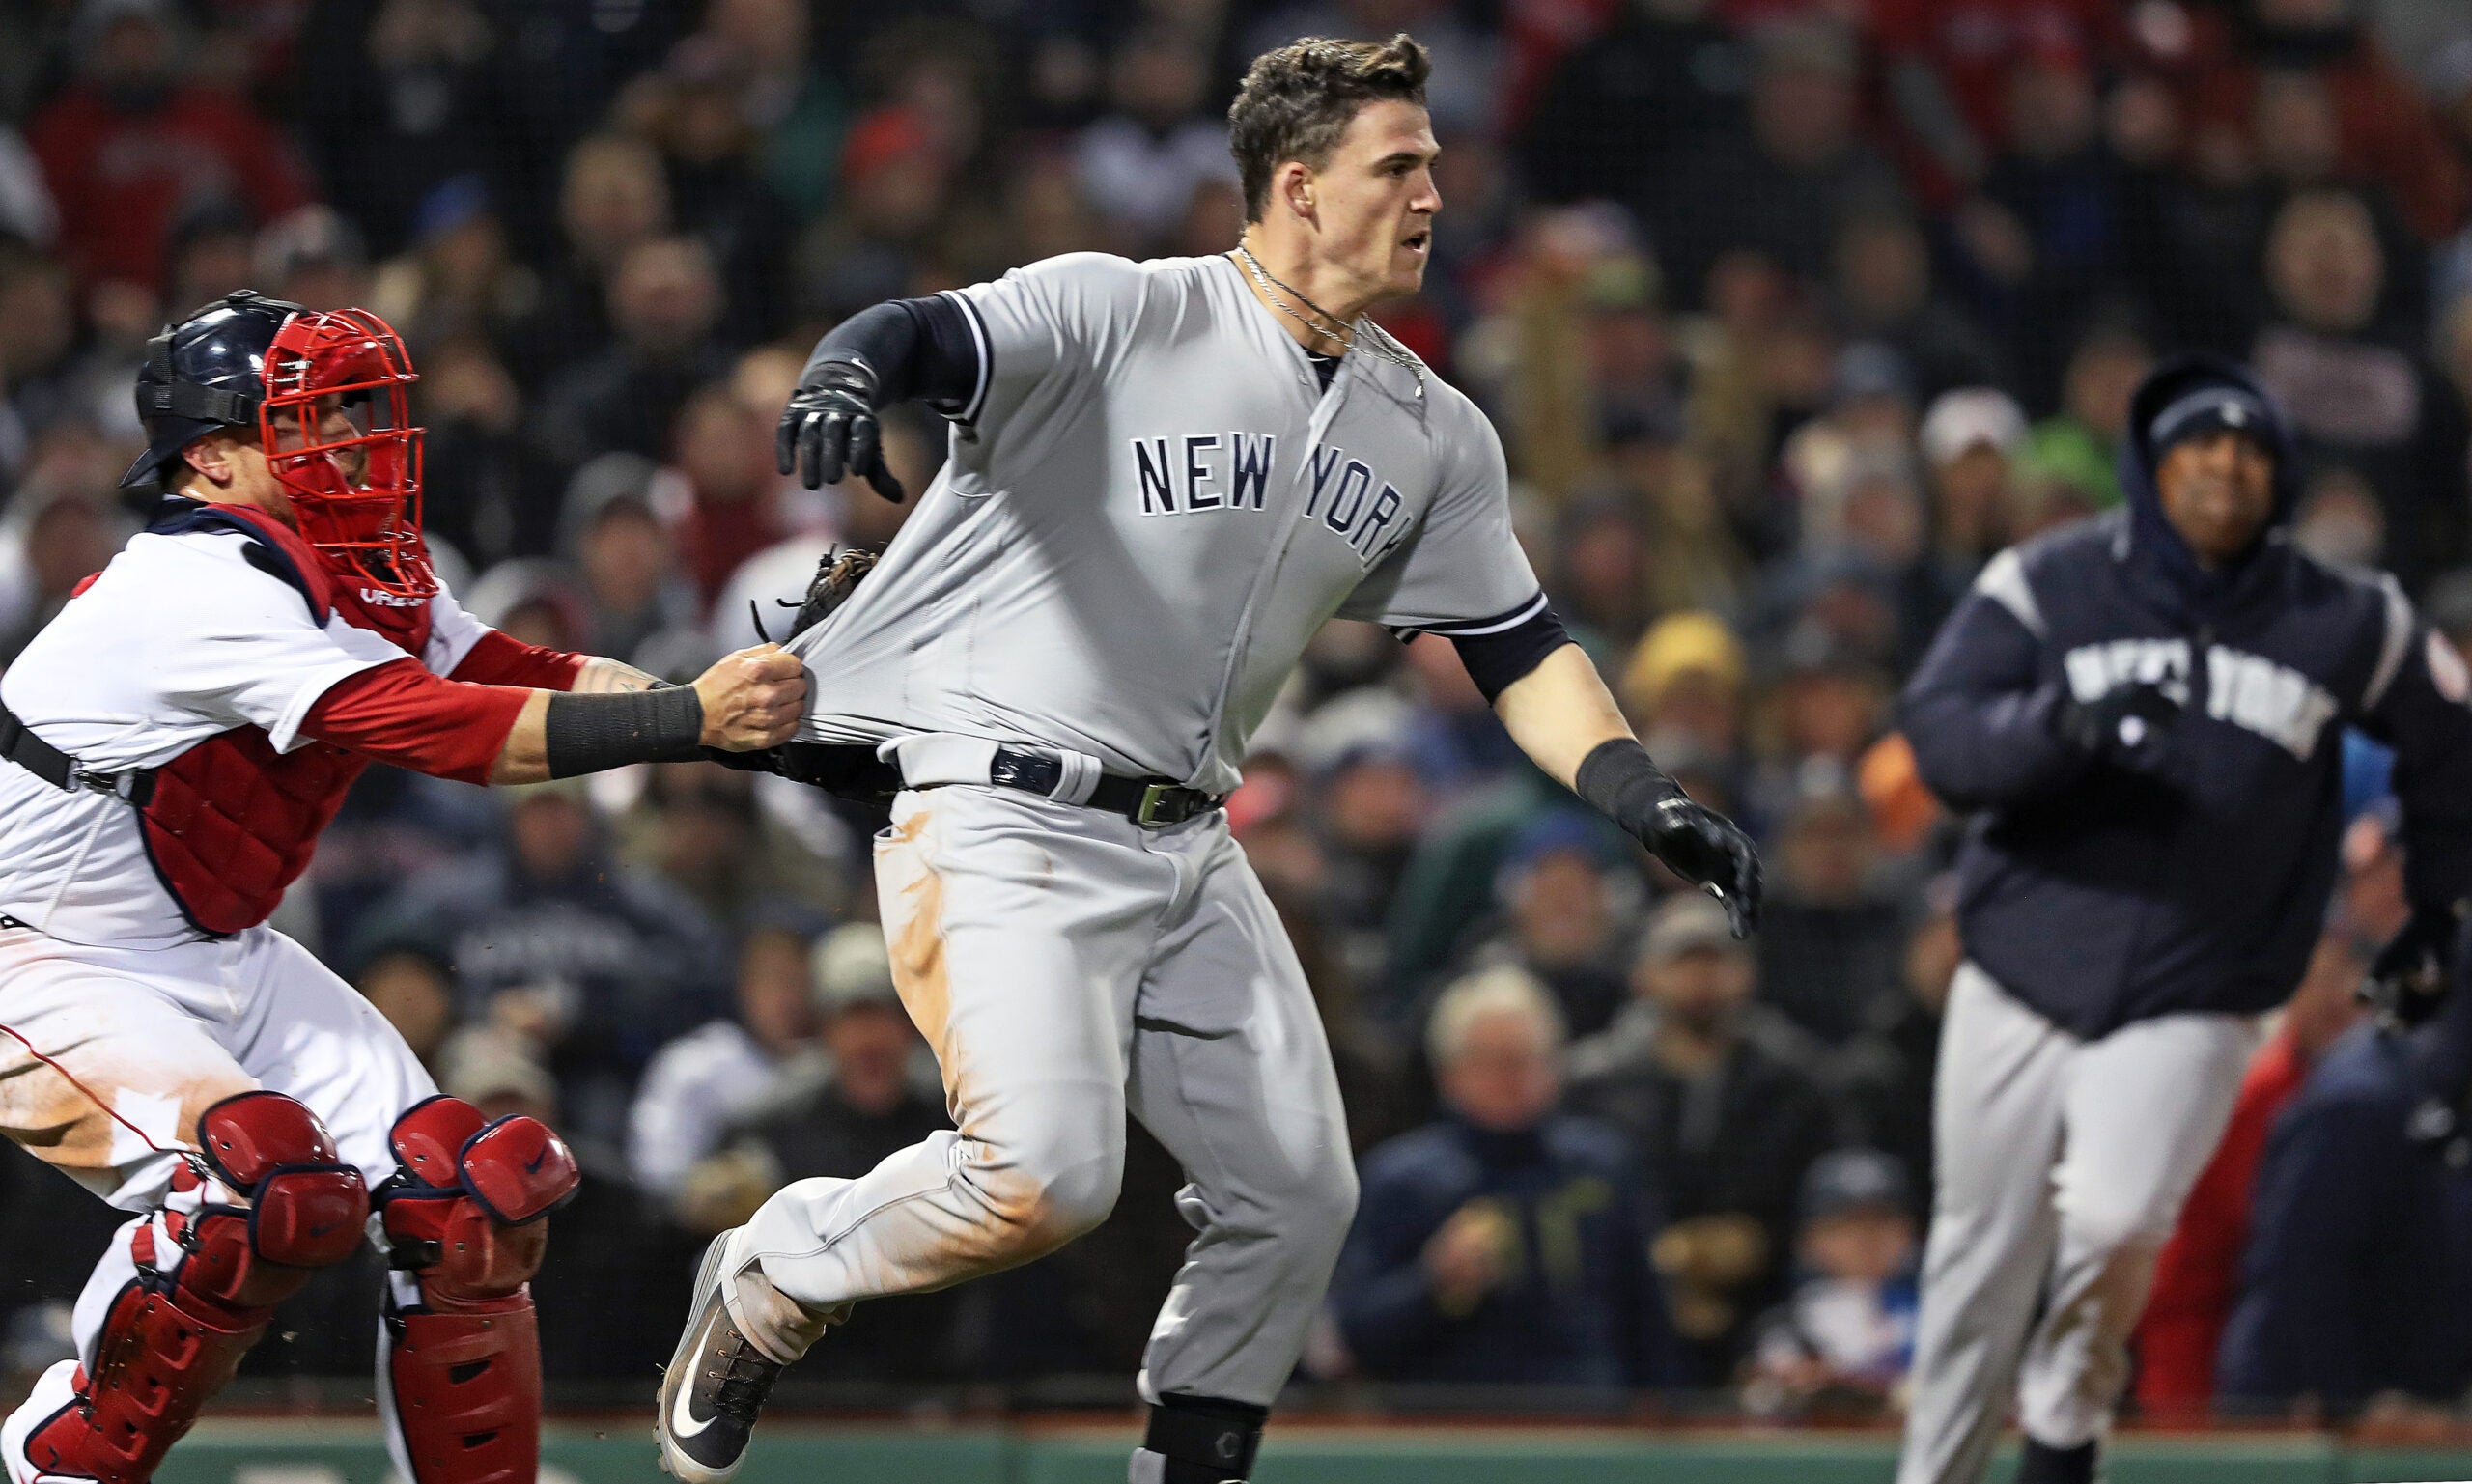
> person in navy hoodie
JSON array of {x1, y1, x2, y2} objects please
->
[{"x1": 1892, "y1": 353, "x2": 2472, "y2": 1484}]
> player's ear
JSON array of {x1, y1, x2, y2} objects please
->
[
  {"x1": 179, "y1": 431, "x2": 240, "y2": 491},
  {"x1": 1279, "y1": 160, "x2": 1315, "y2": 223}
]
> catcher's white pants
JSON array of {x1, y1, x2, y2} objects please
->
[
  {"x1": 1896, "y1": 964, "x2": 2260, "y2": 1484},
  {"x1": 0, "y1": 923, "x2": 435, "y2": 1464},
  {"x1": 738, "y1": 782, "x2": 1359, "y2": 1407}
]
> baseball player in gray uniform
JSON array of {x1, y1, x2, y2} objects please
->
[{"x1": 656, "y1": 34, "x2": 1761, "y2": 1484}]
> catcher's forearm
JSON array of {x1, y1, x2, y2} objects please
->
[{"x1": 573, "y1": 657, "x2": 663, "y2": 694}]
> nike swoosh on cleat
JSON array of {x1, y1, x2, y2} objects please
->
[
  {"x1": 525, "y1": 1148, "x2": 549, "y2": 1173},
  {"x1": 666, "y1": 1348, "x2": 716, "y2": 1441}
]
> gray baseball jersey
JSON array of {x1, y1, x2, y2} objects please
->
[{"x1": 785, "y1": 250, "x2": 1542, "y2": 795}]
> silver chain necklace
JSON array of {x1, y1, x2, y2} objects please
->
[{"x1": 1231, "y1": 245, "x2": 1425, "y2": 397}]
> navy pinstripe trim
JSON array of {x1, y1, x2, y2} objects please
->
[
  {"x1": 1394, "y1": 591, "x2": 1550, "y2": 641},
  {"x1": 940, "y1": 290, "x2": 992, "y2": 425}
]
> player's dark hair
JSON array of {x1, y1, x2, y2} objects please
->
[{"x1": 1227, "y1": 34, "x2": 1431, "y2": 224}]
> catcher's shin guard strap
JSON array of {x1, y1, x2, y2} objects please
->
[
  {"x1": 1143, "y1": 1394, "x2": 1268, "y2": 1483},
  {"x1": 386, "y1": 1294, "x2": 544, "y2": 1484}
]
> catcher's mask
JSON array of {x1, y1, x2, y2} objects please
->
[{"x1": 258, "y1": 306, "x2": 435, "y2": 600}]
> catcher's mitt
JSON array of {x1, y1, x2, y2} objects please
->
[{"x1": 782, "y1": 546, "x2": 877, "y2": 638}]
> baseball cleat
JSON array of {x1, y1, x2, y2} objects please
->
[{"x1": 657, "y1": 1229, "x2": 830, "y2": 1483}]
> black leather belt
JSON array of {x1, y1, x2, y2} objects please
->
[
  {"x1": 985, "y1": 747, "x2": 1223, "y2": 827},
  {"x1": 0, "y1": 703, "x2": 154, "y2": 804},
  {"x1": 775, "y1": 742, "x2": 1222, "y2": 828}
]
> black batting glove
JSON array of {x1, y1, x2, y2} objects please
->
[
  {"x1": 776, "y1": 359, "x2": 904, "y2": 501},
  {"x1": 2364, "y1": 902, "x2": 2466, "y2": 1029},
  {"x1": 2054, "y1": 678, "x2": 2183, "y2": 775},
  {"x1": 1575, "y1": 739, "x2": 1762, "y2": 938}
]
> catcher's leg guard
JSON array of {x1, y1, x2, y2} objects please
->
[
  {"x1": 17, "y1": 1091, "x2": 369, "y2": 1484},
  {"x1": 377, "y1": 1096, "x2": 578, "y2": 1484}
]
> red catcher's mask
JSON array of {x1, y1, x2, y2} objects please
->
[{"x1": 258, "y1": 308, "x2": 435, "y2": 600}]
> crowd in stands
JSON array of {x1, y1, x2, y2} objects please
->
[{"x1": 4, "y1": 0, "x2": 2472, "y2": 1423}]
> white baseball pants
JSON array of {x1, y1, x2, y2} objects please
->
[
  {"x1": 0, "y1": 923, "x2": 435, "y2": 1373},
  {"x1": 736, "y1": 782, "x2": 1360, "y2": 1408},
  {"x1": 1896, "y1": 963, "x2": 2261, "y2": 1484}
]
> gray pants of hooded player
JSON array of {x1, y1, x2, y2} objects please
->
[
  {"x1": 736, "y1": 773, "x2": 1360, "y2": 1409},
  {"x1": 1896, "y1": 965, "x2": 2261, "y2": 1484}
]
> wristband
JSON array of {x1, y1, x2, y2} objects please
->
[
  {"x1": 1573, "y1": 737, "x2": 1682, "y2": 826},
  {"x1": 543, "y1": 686, "x2": 704, "y2": 778}
]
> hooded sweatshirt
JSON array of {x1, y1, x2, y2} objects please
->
[{"x1": 1899, "y1": 355, "x2": 2472, "y2": 1037}]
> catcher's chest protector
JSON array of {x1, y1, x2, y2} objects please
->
[{"x1": 140, "y1": 504, "x2": 433, "y2": 937}]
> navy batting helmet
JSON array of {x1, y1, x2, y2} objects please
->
[{"x1": 116, "y1": 289, "x2": 306, "y2": 490}]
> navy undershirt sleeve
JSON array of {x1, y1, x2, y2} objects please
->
[
  {"x1": 1402, "y1": 595, "x2": 1571, "y2": 702},
  {"x1": 806, "y1": 294, "x2": 982, "y2": 409}
]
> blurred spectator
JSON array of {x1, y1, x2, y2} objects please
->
[
  {"x1": 669, "y1": 382, "x2": 796, "y2": 605},
  {"x1": 1566, "y1": 895, "x2": 1838, "y2": 1381},
  {"x1": 558, "y1": 453, "x2": 703, "y2": 661},
  {"x1": 629, "y1": 916, "x2": 822, "y2": 1208},
  {"x1": 29, "y1": 0, "x2": 308, "y2": 294},
  {"x1": 1739, "y1": 1148, "x2": 1921, "y2": 1421},
  {"x1": 1869, "y1": 0, "x2": 2117, "y2": 197},
  {"x1": 2136, "y1": 927, "x2": 2367, "y2": 1415},
  {"x1": 718, "y1": 923, "x2": 942, "y2": 1205},
  {"x1": 520, "y1": 133, "x2": 673, "y2": 387},
  {"x1": 1617, "y1": 611, "x2": 1749, "y2": 761},
  {"x1": 795, "y1": 106, "x2": 956, "y2": 324},
  {"x1": 1967, "y1": 43, "x2": 2124, "y2": 406},
  {"x1": 2250, "y1": 187, "x2": 2470, "y2": 588},
  {"x1": 1073, "y1": 28, "x2": 1235, "y2": 254},
  {"x1": 1519, "y1": 0, "x2": 1752, "y2": 209},
  {"x1": 253, "y1": 204, "x2": 368, "y2": 311},
  {"x1": 1754, "y1": 786, "x2": 1908, "y2": 1047},
  {"x1": 2021, "y1": 321, "x2": 2149, "y2": 511},
  {"x1": 537, "y1": 236, "x2": 734, "y2": 475},
  {"x1": 2214, "y1": 1021, "x2": 2472, "y2": 1415},
  {"x1": 695, "y1": 0, "x2": 846, "y2": 224},
  {"x1": 366, "y1": 181, "x2": 540, "y2": 361},
  {"x1": 618, "y1": 758, "x2": 849, "y2": 931},
  {"x1": 351, "y1": 943, "x2": 460, "y2": 1074},
  {"x1": 353, "y1": 777, "x2": 730, "y2": 1161},
  {"x1": 1918, "y1": 388, "x2": 2027, "y2": 580},
  {"x1": 0, "y1": 122, "x2": 56, "y2": 250},
  {"x1": 0, "y1": 487, "x2": 125, "y2": 664},
  {"x1": 1460, "y1": 811, "x2": 1641, "y2": 1040},
  {"x1": 1330, "y1": 966, "x2": 1680, "y2": 1386},
  {"x1": 1647, "y1": 21, "x2": 1907, "y2": 307},
  {"x1": 291, "y1": 0, "x2": 498, "y2": 259},
  {"x1": 414, "y1": 334, "x2": 566, "y2": 568},
  {"x1": 631, "y1": 36, "x2": 797, "y2": 348},
  {"x1": 1830, "y1": 211, "x2": 2006, "y2": 402}
]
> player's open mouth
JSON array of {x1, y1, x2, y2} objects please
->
[{"x1": 1401, "y1": 231, "x2": 1430, "y2": 255}]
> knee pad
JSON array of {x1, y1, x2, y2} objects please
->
[
  {"x1": 376, "y1": 1096, "x2": 577, "y2": 1484},
  {"x1": 20, "y1": 1092, "x2": 365, "y2": 1484}
]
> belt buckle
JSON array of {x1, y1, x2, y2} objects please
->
[{"x1": 1134, "y1": 782, "x2": 1182, "y2": 828}]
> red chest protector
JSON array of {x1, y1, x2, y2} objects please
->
[{"x1": 138, "y1": 502, "x2": 434, "y2": 937}]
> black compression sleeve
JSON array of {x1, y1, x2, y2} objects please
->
[
  {"x1": 1449, "y1": 606, "x2": 1575, "y2": 702},
  {"x1": 805, "y1": 295, "x2": 981, "y2": 408},
  {"x1": 542, "y1": 686, "x2": 705, "y2": 777},
  {"x1": 1573, "y1": 737, "x2": 1684, "y2": 822}
]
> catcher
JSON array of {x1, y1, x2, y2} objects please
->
[{"x1": 0, "y1": 292, "x2": 802, "y2": 1484}]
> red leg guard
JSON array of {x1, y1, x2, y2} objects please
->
[
  {"x1": 378, "y1": 1097, "x2": 578, "y2": 1484},
  {"x1": 387, "y1": 1297, "x2": 545, "y2": 1484},
  {"x1": 23, "y1": 1093, "x2": 366, "y2": 1484}
]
